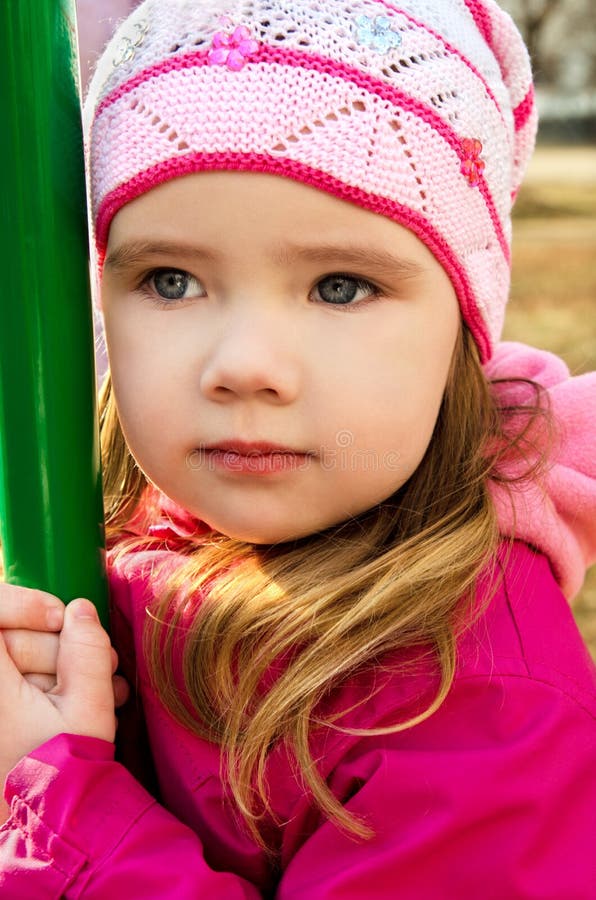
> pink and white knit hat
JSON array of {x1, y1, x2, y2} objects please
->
[{"x1": 84, "y1": 0, "x2": 537, "y2": 362}]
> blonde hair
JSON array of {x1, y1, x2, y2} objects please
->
[{"x1": 100, "y1": 326, "x2": 551, "y2": 848}]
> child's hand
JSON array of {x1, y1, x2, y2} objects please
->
[
  {"x1": 0, "y1": 595, "x2": 122, "y2": 822},
  {"x1": 0, "y1": 583, "x2": 128, "y2": 703}
]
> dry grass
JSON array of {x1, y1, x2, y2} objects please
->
[{"x1": 504, "y1": 145, "x2": 596, "y2": 659}]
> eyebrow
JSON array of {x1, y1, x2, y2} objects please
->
[{"x1": 104, "y1": 239, "x2": 426, "y2": 280}]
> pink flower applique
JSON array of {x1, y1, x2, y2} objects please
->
[
  {"x1": 207, "y1": 19, "x2": 259, "y2": 71},
  {"x1": 460, "y1": 138, "x2": 486, "y2": 186}
]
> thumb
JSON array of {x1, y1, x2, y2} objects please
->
[{"x1": 55, "y1": 599, "x2": 116, "y2": 743}]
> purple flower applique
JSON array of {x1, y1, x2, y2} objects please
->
[
  {"x1": 461, "y1": 138, "x2": 486, "y2": 187},
  {"x1": 208, "y1": 18, "x2": 259, "y2": 71}
]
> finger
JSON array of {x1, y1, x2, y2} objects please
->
[
  {"x1": 0, "y1": 632, "x2": 22, "y2": 693},
  {"x1": 23, "y1": 672, "x2": 57, "y2": 692},
  {"x1": 0, "y1": 583, "x2": 64, "y2": 631},
  {"x1": 113, "y1": 675, "x2": 130, "y2": 708},
  {"x1": 54, "y1": 599, "x2": 116, "y2": 742},
  {"x1": 4, "y1": 631, "x2": 117, "y2": 680},
  {"x1": 2, "y1": 629, "x2": 60, "y2": 675}
]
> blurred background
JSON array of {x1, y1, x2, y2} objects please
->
[
  {"x1": 498, "y1": 0, "x2": 596, "y2": 659},
  {"x1": 1, "y1": 0, "x2": 584, "y2": 654}
]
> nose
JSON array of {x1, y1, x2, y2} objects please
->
[{"x1": 199, "y1": 308, "x2": 300, "y2": 404}]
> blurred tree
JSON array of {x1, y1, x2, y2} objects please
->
[
  {"x1": 500, "y1": 0, "x2": 596, "y2": 90},
  {"x1": 505, "y1": 0, "x2": 562, "y2": 80}
]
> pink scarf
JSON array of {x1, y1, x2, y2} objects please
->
[{"x1": 486, "y1": 342, "x2": 596, "y2": 599}]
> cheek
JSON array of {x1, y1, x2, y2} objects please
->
[
  {"x1": 345, "y1": 330, "x2": 454, "y2": 427},
  {"x1": 105, "y1": 308, "x2": 168, "y2": 402},
  {"x1": 105, "y1": 338, "x2": 173, "y2": 455},
  {"x1": 341, "y1": 323, "x2": 457, "y2": 474}
]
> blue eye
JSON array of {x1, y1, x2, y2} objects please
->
[
  {"x1": 134, "y1": 267, "x2": 206, "y2": 307},
  {"x1": 136, "y1": 269, "x2": 380, "y2": 308},
  {"x1": 148, "y1": 269, "x2": 204, "y2": 302},
  {"x1": 314, "y1": 274, "x2": 378, "y2": 305}
]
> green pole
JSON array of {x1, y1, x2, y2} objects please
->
[{"x1": 0, "y1": 1, "x2": 108, "y2": 627}]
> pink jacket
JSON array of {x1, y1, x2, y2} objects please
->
[{"x1": 1, "y1": 540, "x2": 595, "y2": 897}]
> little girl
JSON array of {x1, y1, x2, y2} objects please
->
[{"x1": 1, "y1": 0, "x2": 595, "y2": 895}]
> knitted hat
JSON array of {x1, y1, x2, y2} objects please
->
[{"x1": 84, "y1": 0, "x2": 537, "y2": 362}]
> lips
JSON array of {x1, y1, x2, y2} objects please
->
[
  {"x1": 202, "y1": 440, "x2": 313, "y2": 456},
  {"x1": 198, "y1": 440, "x2": 314, "y2": 476}
]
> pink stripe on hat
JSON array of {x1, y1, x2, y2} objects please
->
[
  {"x1": 92, "y1": 58, "x2": 511, "y2": 261},
  {"x1": 85, "y1": 0, "x2": 537, "y2": 361},
  {"x1": 96, "y1": 150, "x2": 494, "y2": 360},
  {"x1": 514, "y1": 85, "x2": 536, "y2": 131},
  {"x1": 462, "y1": 0, "x2": 493, "y2": 44}
]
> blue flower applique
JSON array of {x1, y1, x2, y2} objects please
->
[{"x1": 354, "y1": 15, "x2": 403, "y2": 53}]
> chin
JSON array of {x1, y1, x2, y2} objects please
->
[
  {"x1": 227, "y1": 527, "x2": 306, "y2": 546},
  {"x1": 204, "y1": 516, "x2": 315, "y2": 546}
]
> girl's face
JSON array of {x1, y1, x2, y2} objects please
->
[{"x1": 101, "y1": 172, "x2": 459, "y2": 543}]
